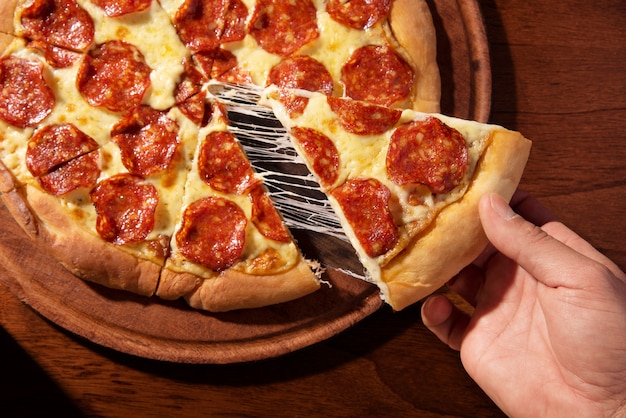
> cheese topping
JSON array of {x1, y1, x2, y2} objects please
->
[
  {"x1": 262, "y1": 87, "x2": 494, "y2": 271},
  {"x1": 78, "y1": 0, "x2": 188, "y2": 110},
  {"x1": 166, "y1": 108, "x2": 301, "y2": 278},
  {"x1": 223, "y1": 0, "x2": 390, "y2": 93}
]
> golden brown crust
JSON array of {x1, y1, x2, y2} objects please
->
[
  {"x1": 0, "y1": 184, "x2": 37, "y2": 236},
  {"x1": 157, "y1": 258, "x2": 320, "y2": 312},
  {"x1": 0, "y1": 0, "x2": 17, "y2": 57},
  {"x1": 0, "y1": 0, "x2": 18, "y2": 38},
  {"x1": 4, "y1": 185, "x2": 161, "y2": 296},
  {"x1": 0, "y1": 32, "x2": 15, "y2": 57},
  {"x1": 380, "y1": 129, "x2": 532, "y2": 310},
  {"x1": 0, "y1": 158, "x2": 20, "y2": 193},
  {"x1": 388, "y1": 0, "x2": 441, "y2": 113}
]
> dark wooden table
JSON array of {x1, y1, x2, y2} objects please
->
[{"x1": 2, "y1": 0, "x2": 625, "y2": 416}]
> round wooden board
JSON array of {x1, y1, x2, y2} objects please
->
[{"x1": 0, "y1": 0, "x2": 491, "y2": 364}]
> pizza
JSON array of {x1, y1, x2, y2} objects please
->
[
  {"x1": 262, "y1": 88, "x2": 531, "y2": 309},
  {"x1": 0, "y1": 0, "x2": 530, "y2": 313}
]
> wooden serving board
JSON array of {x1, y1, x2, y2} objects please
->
[{"x1": 0, "y1": 0, "x2": 491, "y2": 364}]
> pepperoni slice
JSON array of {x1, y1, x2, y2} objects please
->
[
  {"x1": 111, "y1": 106, "x2": 181, "y2": 177},
  {"x1": 331, "y1": 178, "x2": 398, "y2": 258},
  {"x1": 190, "y1": 51, "x2": 213, "y2": 81},
  {"x1": 249, "y1": 0, "x2": 319, "y2": 57},
  {"x1": 176, "y1": 196, "x2": 247, "y2": 271},
  {"x1": 222, "y1": 0, "x2": 248, "y2": 44},
  {"x1": 26, "y1": 123, "x2": 99, "y2": 177},
  {"x1": 290, "y1": 127, "x2": 339, "y2": 188},
  {"x1": 38, "y1": 151, "x2": 100, "y2": 196},
  {"x1": 174, "y1": 58, "x2": 212, "y2": 125},
  {"x1": 386, "y1": 117, "x2": 468, "y2": 194},
  {"x1": 90, "y1": 174, "x2": 159, "y2": 245},
  {"x1": 77, "y1": 41, "x2": 151, "y2": 113},
  {"x1": 193, "y1": 49, "x2": 252, "y2": 83},
  {"x1": 210, "y1": 49, "x2": 253, "y2": 83},
  {"x1": 0, "y1": 56, "x2": 55, "y2": 128},
  {"x1": 91, "y1": 0, "x2": 152, "y2": 17},
  {"x1": 267, "y1": 56, "x2": 333, "y2": 116},
  {"x1": 174, "y1": 0, "x2": 229, "y2": 52},
  {"x1": 341, "y1": 45, "x2": 414, "y2": 106},
  {"x1": 326, "y1": 0, "x2": 391, "y2": 30},
  {"x1": 327, "y1": 97, "x2": 401, "y2": 135},
  {"x1": 197, "y1": 131, "x2": 260, "y2": 195},
  {"x1": 178, "y1": 90, "x2": 213, "y2": 127},
  {"x1": 250, "y1": 185, "x2": 291, "y2": 242},
  {"x1": 27, "y1": 40, "x2": 81, "y2": 69},
  {"x1": 20, "y1": 0, "x2": 94, "y2": 52},
  {"x1": 268, "y1": 56, "x2": 333, "y2": 93},
  {"x1": 178, "y1": 56, "x2": 208, "y2": 96}
]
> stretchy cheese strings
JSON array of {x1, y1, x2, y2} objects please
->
[{"x1": 206, "y1": 81, "x2": 349, "y2": 243}]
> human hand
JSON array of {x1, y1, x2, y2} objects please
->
[{"x1": 421, "y1": 191, "x2": 626, "y2": 417}]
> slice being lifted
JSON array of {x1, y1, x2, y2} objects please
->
[{"x1": 262, "y1": 88, "x2": 531, "y2": 310}]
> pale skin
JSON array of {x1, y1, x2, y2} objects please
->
[{"x1": 421, "y1": 191, "x2": 626, "y2": 417}]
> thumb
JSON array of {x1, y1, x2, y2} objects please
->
[{"x1": 478, "y1": 193, "x2": 597, "y2": 289}]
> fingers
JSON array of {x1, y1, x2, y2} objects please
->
[
  {"x1": 509, "y1": 190, "x2": 558, "y2": 227},
  {"x1": 421, "y1": 295, "x2": 469, "y2": 351},
  {"x1": 447, "y1": 264, "x2": 484, "y2": 306},
  {"x1": 423, "y1": 191, "x2": 626, "y2": 351},
  {"x1": 478, "y1": 193, "x2": 614, "y2": 289},
  {"x1": 472, "y1": 191, "x2": 557, "y2": 270}
]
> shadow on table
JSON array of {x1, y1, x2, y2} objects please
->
[{"x1": 0, "y1": 326, "x2": 85, "y2": 417}]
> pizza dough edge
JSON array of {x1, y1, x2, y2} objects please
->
[
  {"x1": 0, "y1": 0, "x2": 18, "y2": 37},
  {"x1": 389, "y1": 0, "x2": 441, "y2": 113},
  {"x1": 3, "y1": 184, "x2": 162, "y2": 296},
  {"x1": 380, "y1": 129, "x2": 532, "y2": 311},
  {"x1": 158, "y1": 258, "x2": 321, "y2": 312}
]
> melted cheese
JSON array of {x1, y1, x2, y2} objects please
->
[
  {"x1": 298, "y1": 8, "x2": 389, "y2": 86},
  {"x1": 164, "y1": 109, "x2": 301, "y2": 278},
  {"x1": 262, "y1": 87, "x2": 494, "y2": 278},
  {"x1": 0, "y1": 38, "x2": 119, "y2": 187},
  {"x1": 223, "y1": 0, "x2": 389, "y2": 93},
  {"x1": 78, "y1": 0, "x2": 188, "y2": 110}
]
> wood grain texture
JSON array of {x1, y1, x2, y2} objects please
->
[{"x1": 1, "y1": 0, "x2": 625, "y2": 416}]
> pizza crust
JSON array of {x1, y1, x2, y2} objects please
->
[
  {"x1": 388, "y1": 0, "x2": 441, "y2": 113},
  {"x1": 157, "y1": 259, "x2": 320, "y2": 312},
  {"x1": 2, "y1": 184, "x2": 161, "y2": 296},
  {"x1": 0, "y1": 32, "x2": 15, "y2": 57},
  {"x1": 0, "y1": 0, "x2": 18, "y2": 37},
  {"x1": 0, "y1": 162, "x2": 321, "y2": 310},
  {"x1": 380, "y1": 129, "x2": 532, "y2": 310},
  {"x1": 0, "y1": 0, "x2": 17, "y2": 56}
]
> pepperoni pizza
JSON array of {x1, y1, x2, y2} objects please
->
[
  {"x1": 0, "y1": 0, "x2": 530, "y2": 312},
  {"x1": 263, "y1": 88, "x2": 531, "y2": 310}
]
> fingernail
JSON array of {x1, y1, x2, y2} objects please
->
[{"x1": 490, "y1": 193, "x2": 516, "y2": 220}]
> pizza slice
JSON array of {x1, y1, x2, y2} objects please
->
[
  {"x1": 0, "y1": 1, "x2": 169, "y2": 293},
  {"x1": 156, "y1": 103, "x2": 320, "y2": 311},
  {"x1": 262, "y1": 88, "x2": 531, "y2": 310}
]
